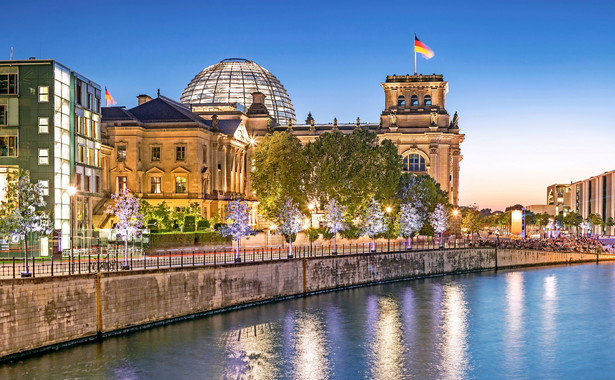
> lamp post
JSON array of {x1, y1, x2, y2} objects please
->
[
  {"x1": 67, "y1": 186, "x2": 77, "y2": 274},
  {"x1": 386, "y1": 206, "x2": 392, "y2": 252},
  {"x1": 308, "y1": 202, "x2": 315, "y2": 257}
]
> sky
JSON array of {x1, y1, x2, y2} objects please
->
[{"x1": 2, "y1": 0, "x2": 614, "y2": 211}]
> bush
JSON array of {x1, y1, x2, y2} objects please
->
[
  {"x1": 183, "y1": 215, "x2": 196, "y2": 232},
  {"x1": 283, "y1": 233, "x2": 297, "y2": 243},
  {"x1": 307, "y1": 228, "x2": 320, "y2": 242},
  {"x1": 320, "y1": 228, "x2": 334, "y2": 240},
  {"x1": 214, "y1": 223, "x2": 225, "y2": 231},
  {"x1": 340, "y1": 224, "x2": 362, "y2": 240},
  {"x1": 197, "y1": 219, "x2": 210, "y2": 230}
]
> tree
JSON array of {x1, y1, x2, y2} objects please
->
[
  {"x1": 275, "y1": 196, "x2": 304, "y2": 258},
  {"x1": 536, "y1": 212, "x2": 551, "y2": 238},
  {"x1": 588, "y1": 214, "x2": 605, "y2": 236},
  {"x1": 304, "y1": 129, "x2": 402, "y2": 217},
  {"x1": 252, "y1": 131, "x2": 306, "y2": 220},
  {"x1": 106, "y1": 188, "x2": 144, "y2": 269},
  {"x1": 607, "y1": 217, "x2": 614, "y2": 235},
  {"x1": 218, "y1": 199, "x2": 253, "y2": 262},
  {"x1": 429, "y1": 204, "x2": 449, "y2": 248},
  {"x1": 0, "y1": 169, "x2": 53, "y2": 277},
  {"x1": 323, "y1": 199, "x2": 347, "y2": 254},
  {"x1": 461, "y1": 207, "x2": 483, "y2": 244},
  {"x1": 362, "y1": 198, "x2": 385, "y2": 252},
  {"x1": 398, "y1": 202, "x2": 423, "y2": 248},
  {"x1": 399, "y1": 174, "x2": 449, "y2": 235}
]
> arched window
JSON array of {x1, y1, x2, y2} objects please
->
[
  {"x1": 410, "y1": 95, "x2": 418, "y2": 106},
  {"x1": 397, "y1": 95, "x2": 405, "y2": 107},
  {"x1": 424, "y1": 94, "x2": 432, "y2": 106},
  {"x1": 403, "y1": 154, "x2": 426, "y2": 172}
]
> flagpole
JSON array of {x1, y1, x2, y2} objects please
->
[{"x1": 414, "y1": 32, "x2": 417, "y2": 75}]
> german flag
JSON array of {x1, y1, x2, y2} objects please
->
[
  {"x1": 105, "y1": 87, "x2": 117, "y2": 106},
  {"x1": 415, "y1": 35, "x2": 434, "y2": 59}
]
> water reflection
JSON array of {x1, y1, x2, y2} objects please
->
[
  {"x1": 290, "y1": 312, "x2": 331, "y2": 380},
  {"x1": 224, "y1": 322, "x2": 279, "y2": 379},
  {"x1": 366, "y1": 296, "x2": 405, "y2": 380},
  {"x1": 440, "y1": 283, "x2": 470, "y2": 379},
  {"x1": 541, "y1": 275, "x2": 558, "y2": 366},
  {"x1": 504, "y1": 272, "x2": 525, "y2": 374}
]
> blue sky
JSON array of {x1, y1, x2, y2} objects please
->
[{"x1": 2, "y1": 0, "x2": 614, "y2": 210}]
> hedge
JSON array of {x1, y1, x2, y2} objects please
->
[{"x1": 149, "y1": 231, "x2": 230, "y2": 249}]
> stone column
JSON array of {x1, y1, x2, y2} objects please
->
[
  {"x1": 451, "y1": 149, "x2": 461, "y2": 206},
  {"x1": 225, "y1": 145, "x2": 232, "y2": 195},
  {"x1": 211, "y1": 141, "x2": 218, "y2": 195},
  {"x1": 429, "y1": 146, "x2": 438, "y2": 184}
]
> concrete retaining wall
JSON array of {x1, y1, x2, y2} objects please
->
[{"x1": 1, "y1": 248, "x2": 613, "y2": 360}]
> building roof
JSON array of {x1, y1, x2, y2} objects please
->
[{"x1": 102, "y1": 95, "x2": 209, "y2": 126}]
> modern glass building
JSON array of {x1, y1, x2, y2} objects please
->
[
  {"x1": 0, "y1": 59, "x2": 103, "y2": 255},
  {"x1": 180, "y1": 58, "x2": 296, "y2": 125}
]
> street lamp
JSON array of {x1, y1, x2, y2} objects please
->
[
  {"x1": 67, "y1": 185, "x2": 77, "y2": 274},
  {"x1": 452, "y1": 209, "x2": 460, "y2": 247},
  {"x1": 308, "y1": 202, "x2": 315, "y2": 257},
  {"x1": 386, "y1": 206, "x2": 392, "y2": 252}
]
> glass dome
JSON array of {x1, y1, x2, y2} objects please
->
[{"x1": 180, "y1": 58, "x2": 296, "y2": 125}]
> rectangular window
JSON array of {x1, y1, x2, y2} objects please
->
[
  {"x1": 76, "y1": 81, "x2": 82, "y2": 106},
  {"x1": 38, "y1": 148, "x2": 49, "y2": 164},
  {"x1": 0, "y1": 136, "x2": 18, "y2": 157},
  {"x1": 0, "y1": 105, "x2": 6, "y2": 126},
  {"x1": 38, "y1": 180, "x2": 49, "y2": 196},
  {"x1": 78, "y1": 146, "x2": 85, "y2": 163},
  {"x1": 0, "y1": 74, "x2": 18, "y2": 95},
  {"x1": 38, "y1": 86, "x2": 49, "y2": 102},
  {"x1": 175, "y1": 176, "x2": 186, "y2": 193},
  {"x1": 117, "y1": 144, "x2": 126, "y2": 161},
  {"x1": 151, "y1": 146, "x2": 161, "y2": 161},
  {"x1": 88, "y1": 148, "x2": 94, "y2": 165},
  {"x1": 151, "y1": 177, "x2": 161, "y2": 194},
  {"x1": 84, "y1": 175, "x2": 91, "y2": 192},
  {"x1": 117, "y1": 176, "x2": 127, "y2": 192},
  {"x1": 202, "y1": 147, "x2": 207, "y2": 163},
  {"x1": 95, "y1": 176, "x2": 100, "y2": 193},
  {"x1": 38, "y1": 117, "x2": 49, "y2": 133},
  {"x1": 176, "y1": 145, "x2": 186, "y2": 161},
  {"x1": 76, "y1": 173, "x2": 82, "y2": 190},
  {"x1": 92, "y1": 120, "x2": 99, "y2": 140}
]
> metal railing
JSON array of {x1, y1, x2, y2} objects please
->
[{"x1": 0, "y1": 239, "x2": 477, "y2": 279}]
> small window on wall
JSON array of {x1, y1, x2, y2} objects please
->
[
  {"x1": 38, "y1": 117, "x2": 49, "y2": 133},
  {"x1": 38, "y1": 86, "x2": 49, "y2": 102},
  {"x1": 38, "y1": 180, "x2": 49, "y2": 196},
  {"x1": 411, "y1": 95, "x2": 419, "y2": 106},
  {"x1": 175, "y1": 176, "x2": 186, "y2": 193},
  {"x1": 117, "y1": 145, "x2": 126, "y2": 161},
  {"x1": 424, "y1": 95, "x2": 432, "y2": 106},
  {"x1": 403, "y1": 154, "x2": 426, "y2": 172},
  {"x1": 151, "y1": 146, "x2": 161, "y2": 161},
  {"x1": 0, "y1": 74, "x2": 18, "y2": 95},
  {"x1": 0, "y1": 136, "x2": 17, "y2": 156},
  {"x1": 151, "y1": 177, "x2": 161, "y2": 194},
  {"x1": 38, "y1": 148, "x2": 49, "y2": 165},
  {"x1": 397, "y1": 95, "x2": 405, "y2": 107},
  {"x1": 0, "y1": 105, "x2": 6, "y2": 126},
  {"x1": 176, "y1": 145, "x2": 186, "y2": 161}
]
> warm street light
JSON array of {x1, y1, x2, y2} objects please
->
[
  {"x1": 308, "y1": 203, "x2": 315, "y2": 257},
  {"x1": 452, "y1": 209, "x2": 459, "y2": 216},
  {"x1": 67, "y1": 186, "x2": 77, "y2": 274},
  {"x1": 386, "y1": 206, "x2": 392, "y2": 252}
]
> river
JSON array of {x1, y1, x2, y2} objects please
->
[{"x1": 3, "y1": 262, "x2": 615, "y2": 379}]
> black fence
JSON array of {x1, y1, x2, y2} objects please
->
[{"x1": 0, "y1": 239, "x2": 478, "y2": 279}]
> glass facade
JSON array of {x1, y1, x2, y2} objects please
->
[{"x1": 180, "y1": 58, "x2": 296, "y2": 125}]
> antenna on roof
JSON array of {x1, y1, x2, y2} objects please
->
[
  {"x1": 10, "y1": 47, "x2": 13, "y2": 60},
  {"x1": 157, "y1": 89, "x2": 160, "y2": 97}
]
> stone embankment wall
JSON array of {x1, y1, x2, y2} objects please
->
[{"x1": 1, "y1": 248, "x2": 612, "y2": 360}]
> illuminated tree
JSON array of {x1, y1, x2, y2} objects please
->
[
  {"x1": 429, "y1": 204, "x2": 448, "y2": 248},
  {"x1": 323, "y1": 199, "x2": 347, "y2": 253},
  {"x1": 106, "y1": 188, "x2": 144, "y2": 269},
  {"x1": 0, "y1": 169, "x2": 53, "y2": 277},
  {"x1": 218, "y1": 199, "x2": 253, "y2": 262},
  {"x1": 275, "y1": 196, "x2": 304, "y2": 258},
  {"x1": 398, "y1": 202, "x2": 423, "y2": 248},
  {"x1": 461, "y1": 206, "x2": 484, "y2": 244},
  {"x1": 362, "y1": 198, "x2": 385, "y2": 252}
]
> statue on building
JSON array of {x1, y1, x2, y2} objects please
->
[
  {"x1": 305, "y1": 112, "x2": 314, "y2": 125},
  {"x1": 389, "y1": 111, "x2": 397, "y2": 127},
  {"x1": 430, "y1": 111, "x2": 437, "y2": 127},
  {"x1": 211, "y1": 114, "x2": 219, "y2": 132},
  {"x1": 332, "y1": 117, "x2": 338, "y2": 130},
  {"x1": 356, "y1": 117, "x2": 360, "y2": 128},
  {"x1": 450, "y1": 112, "x2": 459, "y2": 129},
  {"x1": 266, "y1": 118, "x2": 272, "y2": 132}
]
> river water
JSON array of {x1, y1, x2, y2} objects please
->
[{"x1": 3, "y1": 262, "x2": 615, "y2": 379}]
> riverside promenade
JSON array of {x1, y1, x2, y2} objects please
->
[{"x1": 1, "y1": 246, "x2": 614, "y2": 361}]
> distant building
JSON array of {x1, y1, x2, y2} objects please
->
[{"x1": 0, "y1": 59, "x2": 104, "y2": 252}]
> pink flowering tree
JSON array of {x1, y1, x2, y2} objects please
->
[
  {"x1": 0, "y1": 169, "x2": 53, "y2": 277},
  {"x1": 362, "y1": 198, "x2": 385, "y2": 252},
  {"x1": 399, "y1": 201, "x2": 424, "y2": 249},
  {"x1": 106, "y1": 188, "x2": 144, "y2": 269},
  {"x1": 218, "y1": 199, "x2": 253, "y2": 262},
  {"x1": 323, "y1": 198, "x2": 347, "y2": 254},
  {"x1": 429, "y1": 203, "x2": 449, "y2": 248},
  {"x1": 276, "y1": 196, "x2": 304, "y2": 258}
]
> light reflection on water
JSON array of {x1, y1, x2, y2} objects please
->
[{"x1": 4, "y1": 264, "x2": 615, "y2": 379}]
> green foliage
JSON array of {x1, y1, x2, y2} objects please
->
[
  {"x1": 607, "y1": 217, "x2": 614, "y2": 227},
  {"x1": 399, "y1": 174, "x2": 449, "y2": 234},
  {"x1": 252, "y1": 131, "x2": 307, "y2": 220},
  {"x1": 304, "y1": 129, "x2": 402, "y2": 217},
  {"x1": 138, "y1": 200, "x2": 202, "y2": 232},
  {"x1": 339, "y1": 224, "x2": 362, "y2": 240},
  {"x1": 213, "y1": 223, "x2": 225, "y2": 231},
  {"x1": 319, "y1": 228, "x2": 334, "y2": 240},
  {"x1": 307, "y1": 228, "x2": 320, "y2": 242},
  {"x1": 462, "y1": 207, "x2": 484, "y2": 234},
  {"x1": 183, "y1": 215, "x2": 196, "y2": 232},
  {"x1": 536, "y1": 212, "x2": 551, "y2": 227},
  {"x1": 524, "y1": 211, "x2": 536, "y2": 226},
  {"x1": 197, "y1": 219, "x2": 210, "y2": 230}
]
